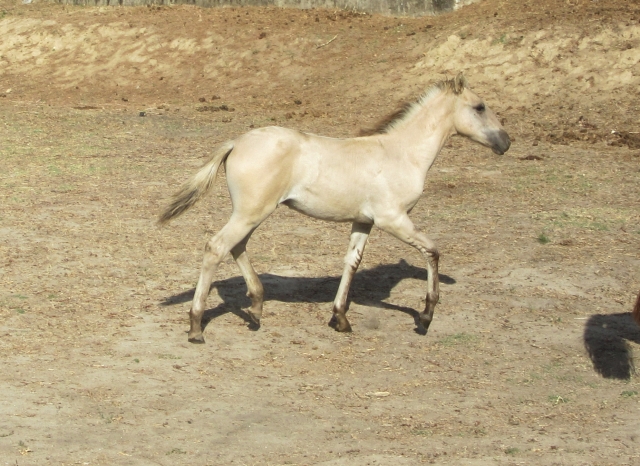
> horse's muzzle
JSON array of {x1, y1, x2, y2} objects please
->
[{"x1": 488, "y1": 129, "x2": 511, "y2": 155}]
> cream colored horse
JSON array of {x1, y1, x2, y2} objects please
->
[{"x1": 160, "y1": 74, "x2": 510, "y2": 343}]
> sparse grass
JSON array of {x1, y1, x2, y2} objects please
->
[
  {"x1": 621, "y1": 390, "x2": 638, "y2": 398},
  {"x1": 521, "y1": 373, "x2": 541, "y2": 385},
  {"x1": 438, "y1": 333, "x2": 477, "y2": 347},
  {"x1": 537, "y1": 232, "x2": 550, "y2": 244},
  {"x1": 99, "y1": 412, "x2": 122, "y2": 424},
  {"x1": 504, "y1": 447, "x2": 520, "y2": 455},
  {"x1": 548, "y1": 395, "x2": 568, "y2": 404},
  {"x1": 167, "y1": 448, "x2": 187, "y2": 455},
  {"x1": 492, "y1": 33, "x2": 508, "y2": 45},
  {"x1": 556, "y1": 373, "x2": 585, "y2": 384},
  {"x1": 53, "y1": 184, "x2": 75, "y2": 193},
  {"x1": 48, "y1": 165, "x2": 62, "y2": 175},
  {"x1": 158, "y1": 354, "x2": 181, "y2": 360},
  {"x1": 17, "y1": 440, "x2": 31, "y2": 454},
  {"x1": 539, "y1": 207, "x2": 633, "y2": 233}
]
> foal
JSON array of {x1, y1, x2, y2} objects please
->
[{"x1": 160, "y1": 74, "x2": 510, "y2": 343}]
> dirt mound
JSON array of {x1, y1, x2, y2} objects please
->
[{"x1": 0, "y1": 0, "x2": 638, "y2": 144}]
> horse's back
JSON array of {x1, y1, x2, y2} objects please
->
[{"x1": 224, "y1": 126, "x2": 380, "y2": 222}]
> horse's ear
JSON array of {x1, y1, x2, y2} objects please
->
[{"x1": 453, "y1": 73, "x2": 467, "y2": 94}]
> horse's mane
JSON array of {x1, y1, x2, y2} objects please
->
[{"x1": 359, "y1": 74, "x2": 468, "y2": 137}]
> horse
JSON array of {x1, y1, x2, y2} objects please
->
[
  {"x1": 633, "y1": 291, "x2": 640, "y2": 326},
  {"x1": 159, "y1": 73, "x2": 511, "y2": 343}
]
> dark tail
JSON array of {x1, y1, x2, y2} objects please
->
[{"x1": 158, "y1": 141, "x2": 234, "y2": 224}]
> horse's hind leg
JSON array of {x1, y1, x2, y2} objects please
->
[
  {"x1": 189, "y1": 217, "x2": 260, "y2": 343},
  {"x1": 330, "y1": 222, "x2": 372, "y2": 332},
  {"x1": 231, "y1": 235, "x2": 264, "y2": 327}
]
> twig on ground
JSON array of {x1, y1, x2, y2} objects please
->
[{"x1": 317, "y1": 35, "x2": 338, "y2": 49}]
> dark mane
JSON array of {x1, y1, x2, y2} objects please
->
[
  {"x1": 358, "y1": 74, "x2": 468, "y2": 137},
  {"x1": 358, "y1": 101, "x2": 413, "y2": 136}
]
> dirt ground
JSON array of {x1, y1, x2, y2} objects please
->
[{"x1": 0, "y1": 0, "x2": 639, "y2": 464}]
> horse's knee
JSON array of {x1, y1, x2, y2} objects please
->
[
  {"x1": 344, "y1": 246, "x2": 364, "y2": 269},
  {"x1": 204, "y1": 239, "x2": 227, "y2": 264},
  {"x1": 204, "y1": 239, "x2": 222, "y2": 255}
]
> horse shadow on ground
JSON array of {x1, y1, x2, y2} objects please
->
[
  {"x1": 584, "y1": 312, "x2": 640, "y2": 380},
  {"x1": 161, "y1": 259, "x2": 456, "y2": 334}
]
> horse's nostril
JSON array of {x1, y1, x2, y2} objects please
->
[
  {"x1": 487, "y1": 129, "x2": 511, "y2": 154},
  {"x1": 501, "y1": 130, "x2": 511, "y2": 151}
]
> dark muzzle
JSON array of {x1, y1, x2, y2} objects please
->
[{"x1": 488, "y1": 129, "x2": 511, "y2": 155}]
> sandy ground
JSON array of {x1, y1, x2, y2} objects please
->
[{"x1": 0, "y1": 0, "x2": 639, "y2": 464}]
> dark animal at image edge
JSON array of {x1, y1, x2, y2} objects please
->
[{"x1": 158, "y1": 74, "x2": 511, "y2": 343}]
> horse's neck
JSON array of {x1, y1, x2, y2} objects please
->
[{"x1": 383, "y1": 94, "x2": 456, "y2": 176}]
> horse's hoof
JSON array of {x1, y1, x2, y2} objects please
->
[
  {"x1": 328, "y1": 315, "x2": 338, "y2": 328},
  {"x1": 247, "y1": 312, "x2": 261, "y2": 331},
  {"x1": 247, "y1": 311, "x2": 261, "y2": 326},
  {"x1": 417, "y1": 318, "x2": 431, "y2": 335},
  {"x1": 329, "y1": 316, "x2": 352, "y2": 333},
  {"x1": 188, "y1": 334, "x2": 205, "y2": 344}
]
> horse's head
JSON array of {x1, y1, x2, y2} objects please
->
[{"x1": 450, "y1": 74, "x2": 511, "y2": 155}]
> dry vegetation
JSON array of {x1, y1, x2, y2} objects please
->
[{"x1": 0, "y1": 0, "x2": 639, "y2": 464}]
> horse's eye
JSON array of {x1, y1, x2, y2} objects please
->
[{"x1": 474, "y1": 103, "x2": 486, "y2": 113}]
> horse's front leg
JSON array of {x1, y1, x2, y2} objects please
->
[
  {"x1": 376, "y1": 214, "x2": 439, "y2": 332},
  {"x1": 330, "y1": 222, "x2": 372, "y2": 332}
]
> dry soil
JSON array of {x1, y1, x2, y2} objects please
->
[{"x1": 1, "y1": 0, "x2": 639, "y2": 465}]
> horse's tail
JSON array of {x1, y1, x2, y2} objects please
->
[
  {"x1": 158, "y1": 141, "x2": 234, "y2": 224},
  {"x1": 633, "y1": 291, "x2": 640, "y2": 326}
]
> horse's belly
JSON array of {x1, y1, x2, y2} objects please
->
[{"x1": 281, "y1": 195, "x2": 372, "y2": 224}]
